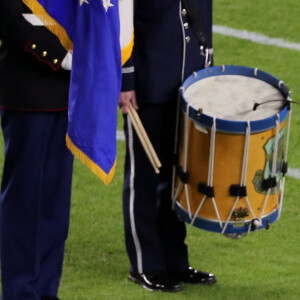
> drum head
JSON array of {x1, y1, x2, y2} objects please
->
[{"x1": 183, "y1": 74, "x2": 284, "y2": 121}]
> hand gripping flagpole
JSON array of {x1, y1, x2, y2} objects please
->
[{"x1": 128, "y1": 103, "x2": 162, "y2": 174}]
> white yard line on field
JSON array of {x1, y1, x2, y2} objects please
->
[
  {"x1": 117, "y1": 130, "x2": 125, "y2": 141},
  {"x1": 117, "y1": 130, "x2": 300, "y2": 180},
  {"x1": 287, "y1": 168, "x2": 300, "y2": 180},
  {"x1": 213, "y1": 25, "x2": 300, "y2": 51}
]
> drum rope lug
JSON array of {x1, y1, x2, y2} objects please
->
[
  {"x1": 197, "y1": 182, "x2": 215, "y2": 198},
  {"x1": 229, "y1": 185, "x2": 247, "y2": 197},
  {"x1": 262, "y1": 176, "x2": 277, "y2": 190}
]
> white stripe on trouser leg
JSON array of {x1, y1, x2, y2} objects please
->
[{"x1": 127, "y1": 116, "x2": 143, "y2": 274}]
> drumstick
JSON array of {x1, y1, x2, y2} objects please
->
[
  {"x1": 127, "y1": 107, "x2": 160, "y2": 174},
  {"x1": 128, "y1": 103, "x2": 162, "y2": 169}
]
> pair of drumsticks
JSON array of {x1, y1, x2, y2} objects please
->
[{"x1": 127, "y1": 103, "x2": 162, "y2": 174}]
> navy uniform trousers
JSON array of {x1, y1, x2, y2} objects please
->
[
  {"x1": 0, "y1": 110, "x2": 73, "y2": 300},
  {"x1": 123, "y1": 101, "x2": 189, "y2": 274},
  {"x1": 122, "y1": 0, "x2": 213, "y2": 275}
]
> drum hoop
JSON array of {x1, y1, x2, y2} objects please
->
[
  {"x1": 181, "y1": 65, "x2": 290, "y2": 134},
  {"x1": 174, "y1": 201, "x2": 278, "y2": 234}
]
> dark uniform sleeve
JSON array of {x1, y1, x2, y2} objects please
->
[
  {"x1": 0, "y1": 0, "x2": 68, "y2": 71},
  {"x1": 121, "y1": 55, "x2": 135, "y2": 91}
]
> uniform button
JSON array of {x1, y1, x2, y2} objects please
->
[
  {"x1": 182, "y1": 9, "x2": 187, "y2": 16},
  {"x1": 184, "y1": 22, "x2": 189, "y2": 30},
  {"x1": 185, "y1": 36, "x2": 191, "y2": 43},
  {"x1": 42, "y1": 51, "x2": 47, "y2": 57},
  {"x1": 31, "y1": 44, "x2": 36, "y2": 50},
  {"x1": 53, "y1": 59, "x2": 58, "y2": 64}
]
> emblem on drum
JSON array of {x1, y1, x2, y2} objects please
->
[{"x1": 253, "y1": 129, "x2": 285, "y2": 194}]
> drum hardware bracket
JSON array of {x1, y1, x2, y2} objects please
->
[
  {"x1": 200, "y1": 46, "x2": 213, "y2": 68},
  {"x1": 229, "y1": 185, "x2": 247, "y2": 197},
  {"x1": 232, "y1": 207, "x2": 249, "y2": 220},
  {"x1": 197, "y1": 108, "x2": 203, "y2": 119},
  {"x1": 177, "y1": 166, "x2": 189, "y2": 184},
  {"x1": 198, "y1": 182, "x2": 215, "y2": 198},
  {"x1": 251, "y1": 218, "x2": 262, "y2": 231},
  {"x1": 262, "y1": 176, "x2": 277, "y2": 190},
  {"x1": 265, "y1": 219, "x2": 271, "y2": 230}
]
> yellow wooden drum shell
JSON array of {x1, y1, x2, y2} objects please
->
[{"x1": 176, "y1": 118, "x2": 285, "y2": 222}]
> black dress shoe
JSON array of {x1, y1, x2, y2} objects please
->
[
  {"x1": 129, "y1": 271, "x2": 182, "y2": 292},
  {"x1": 169, "y1": 266, "x2": 217, "y2": 284},
  {"x1": 41, "y1": 297, "x2": 61, "y2": 300}
]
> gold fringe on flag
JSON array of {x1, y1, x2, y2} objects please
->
[
  {"x1": 22, "y1": 0, "x2": 73, "y2": 50},
  {"x1": 66, "y1": 134, "x2": 117, "y2": 186},
  {"x1": 121, "y1": 33, "x2": 134, "y2": 66}
]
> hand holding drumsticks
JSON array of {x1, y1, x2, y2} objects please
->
[{"x1": 119, "y1": 91, "x2": 161, "y2": 173}]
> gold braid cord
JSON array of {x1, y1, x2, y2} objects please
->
[{"x1": 22, "y1": 0, "x2": 73, "y2": 50}]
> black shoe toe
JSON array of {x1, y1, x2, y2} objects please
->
[
  {"x1": 170, "y1": 266, "x2": 217, "y2": 284},
  {"x1": 129, "y1": 271, "x2": 182, "y2": 292}
]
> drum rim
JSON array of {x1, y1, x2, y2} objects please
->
[
  {"x1": 174, "y1": 201, "x2": 278, "y2": 234},
  {"x1": 180, "y1": 65, "x2": 290, "y2": 134}
]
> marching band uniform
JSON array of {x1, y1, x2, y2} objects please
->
[
  {"x1": 0, "y1": 1, "x2": 73, "y2": 299},
  {"x1": 121, "y1": 0, "x2": 216, "y2": 292}
]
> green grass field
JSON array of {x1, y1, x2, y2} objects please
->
[{"x1": 1, "y1": 0, "x2": 300, "y2": 299}]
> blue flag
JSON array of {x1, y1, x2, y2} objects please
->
[{"x1": 23, "y1": 0, "x2": 124, "y2": 185}]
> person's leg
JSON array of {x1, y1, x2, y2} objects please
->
[
  {"x1": 154, "y1": 102, "x2": 189, "y2": 270},
  {"x1": 122, "y1": 103, "x2": 188, "y2": 275},
  {"x1": 37, "y1": 111, "x2": 73, "y2": 298},
  {"x1": 0, "y1": 111, "x2": 72, "y2": 300},
  {"x1": 123, "y1": 107, "x2": 164, "y2": 275}
]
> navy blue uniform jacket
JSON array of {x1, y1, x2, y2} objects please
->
[
  {"x1": 0, "y1": 0, "x2": 70, "y2": 110},
  {"x1": 122, "y1": 0, "x2": 213, "y2": 104}
]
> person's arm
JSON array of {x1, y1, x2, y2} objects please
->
[
  {"x1": 0, "y1": 0, "x2": 69, "y2": 71},
  {"x1": 119, "y1": 56, "x2": 138, "y2": 114}
]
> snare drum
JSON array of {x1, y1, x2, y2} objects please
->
[{"x1": 172, "y1": 65, "x2": 292, "y2": 237}]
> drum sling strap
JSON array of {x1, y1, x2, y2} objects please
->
[
  {"x1": 181, "y1": 0, "x2": 213, "y2": 67},
  {"x1": 181, "y1": 0, "x2": 211, "y2": 49},
  {"x1": 174, "y1": 0, "x2": 214, "y2": 186}
]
